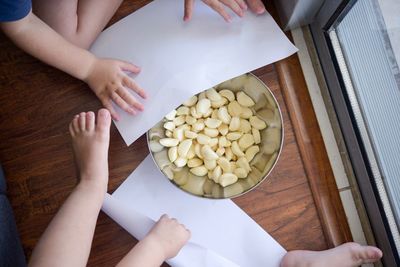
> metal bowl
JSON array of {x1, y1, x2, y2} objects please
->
[{"x1": 147, "y1": 73, "x2": 284, "y2": 199}]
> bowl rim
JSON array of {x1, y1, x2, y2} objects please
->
[{"x1": 146, "y1": 73, "x2": 284, "y2": 199}]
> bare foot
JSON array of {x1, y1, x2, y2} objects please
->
[
  {"x1": 69, "y1": 109, "x2": 111, "y2": 190},
  {"x1": 281, "y1": 242, "x2": 382, "y2": 267}
]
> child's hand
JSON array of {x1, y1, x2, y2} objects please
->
[
  {"x1": 147, "y1": 214, "x2": 191, "y2": 260},
  {"x1": 84, "y1": 58, "x2": 147, "y2": 121}
]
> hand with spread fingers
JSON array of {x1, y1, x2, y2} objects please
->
[
  {"x1": 84, "y1": 58, "x2": 147, "y2": 121},
  {"x1": 183, "y1": 0, "x2": 266, "y2": 22}
]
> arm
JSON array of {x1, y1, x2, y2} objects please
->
[
  {"x1": 0, "y1": 11, "x2": 146, "y2": 120},
  {"x1": 28, "y1": 180, "x2": 105, "y2": 267}
]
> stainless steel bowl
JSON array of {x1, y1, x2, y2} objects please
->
[{"x1": 147, "y1": 73, "x2": 284, "y2": 199}]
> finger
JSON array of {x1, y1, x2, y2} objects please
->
[
  {"x1": 111, "y1": 91, "x2": 137, "y2": 115},
  {"x1": 119, "y1": 61, "x2": 141, "y2": 74},
  {"x1": 184, "y1": 0, "x2": 194, "y2": 21},
  {"x1": 203, "y1": 0, "x2": 232, "y2": 22},
  {"x1": 122, "y1": 75, "x2": 147, "y2": 99},
  {"x1": 117, "y1": 86, "x2": 144, "y2": 111},
  {"x1": 78, "y1": 112, "x2": 86, "y2": 131},
  {"x1": 220, "y1": 0, "x2": 244, "y2": 17},
  {"x1": 247, "y1": 0, "x2": 265, "y2": 14},
  {"x1": 235, "y1": 0, "x2": 247, "y2": 10},
  {"x1": 102, "y1": 99, "x2": 120, "y2": 121},
  {"x1": 160, "y1": 214, "x2": 169, "y2": 220}
]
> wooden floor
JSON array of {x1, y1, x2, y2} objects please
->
[{"x1": 0, "y1": 1, "x2": 352, "y2": 266}]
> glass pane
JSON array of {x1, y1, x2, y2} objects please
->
[{"x1": 330, "y1": 0, "x2": 400, "y2": 227}]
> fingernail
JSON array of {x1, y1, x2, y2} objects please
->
[{"x1": 129, "y1": 108, "x2": 136, "y2": 114}]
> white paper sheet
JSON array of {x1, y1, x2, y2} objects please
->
[
  {"x1": 90, "y1": 0, "x2": 297, "y2": 145},
  {"x1": 103, "y1": 155, "x2": 286, "y2": 266}
]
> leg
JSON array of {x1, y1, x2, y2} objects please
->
[
  {"x1": 32, "y1": 0, "x2": 123, "y2": 49},
  {"x1": 29, "y1": 109, "x2": 111, "y2": 267},
  {"x1": 280, "y1": 242, "x2": 383, "y2": 267}
]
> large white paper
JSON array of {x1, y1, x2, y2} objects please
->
[
  {"x1": 90, "y1": 0, "x2": 297, "y2": 145},
  {"x1": 103, "y1": 155, "x2": 286, "y2": 266}
]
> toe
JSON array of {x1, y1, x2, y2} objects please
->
[
  {"x1": 86, "y1": 111, "x2": 95, "y2": 131},
  {"x1": 96, "y1": 109, "x2": 111, "y2": 133},
  {"x1": 79, "y1": 112, "x2": 86, "y2": 131},
  {"x1": 72, "y1": 114, "x2": 80, "y2": 132},
  {"x1": 69, "y1": 121, "x2": 75, "y2": 137}
]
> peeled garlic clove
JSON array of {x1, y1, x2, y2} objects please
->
[
  {"x1": 219, "y1": 173, "x2": 238, "y2": 187},
  {"x1": 187, "y1": 146, "x2": 196, "y2": 159},
  {"x1": 211, "y1": 109, "x2": 219, "y2": 119},
  {"x1": 159, "y1": 138, "x2": 179, "y2": 147},
  {"x1": 176, "y1": 106, "x2": 190, "y2": 116},
  {"x1": 252, "y1": 128, "x2": 261, "y2": 144},
  {"x1": 173, "y1": 128, "x2": 184, "y2": 141},
  {"x1": 237, "y1": 157, "x2": 251, "y2": 172},
  {"x1": 174, "y1": 157, "x2": 188, "y2": 168},
  {"x1": 165, "y1": 109, "x2": 177, "y2": 120},
  {"x1": 250, "y1": 116, "x2": 267, "y2": 130},
  {"x1": 201, "y1": 145, "x2": 219, "y2": 160},
  {"x1": 234, "y1": 167, "x2": 248, "y2": 178},
  {"x1": 205, "y1": 118, "x2": 222, "y2": 129},
  {"x1": 185, "y1": 115, "x2": 197, "y2": 125},
  {"x1": 239, "y1": 119, "x2": 252, "y2": 133},
  {"x1": 198, "y1": 92, "x2": 206, "y2": 100},
  {"x1": 219, "y1": 89, "x2": 235, "y2": 102},
  {"x1": 231, "y1": 141, "x2": 245, "y2": 157},
  {"x1": 218, "y1": 124, "x2": 229, "y2": 136},
  {"x1": 190, "y1": 106, "x2": 202, "y2": 119},
  {"x1": 217, "y1": 157, "x2": 231, "y2": 173},
  {"x1": 163, "y1": 121, "x2": 175, "y2": 131},
  {"x1": 238, "y1": 133, "x2": 255, "y2": 150},
  {"x1": 183, "y1": 95, "x2": 198, "y2": 107},
  {"x1": 194, "y1": 143, "x2": 203, "y2": 159},
  {"x1": 192, "y1": 120, "x2": 205, "y2": 132},
  {"x1": 237, "y1": 91, "x2": 255, "y2": 107},
  {"x1": 245, "y1": 145, "x2": 260, "y2": 162},
  {"x1": 178, "y1": 139, "x2": 192, "y2": 158},
  {"x1": 190, "y1": 166, "x2": 208, "y2": 176},
  {"x1": 187, "y1": 158, "x2": 203, "y2": 168},
  {"x1": 204, "y1": 159, "x2": 217, "y2": 170},
  {"x1": 168, "y1": 146, "x2": 178, "y2": 162},
  {"x1": 211, "y1": 97, "x2": 228, "y2": 108},
  {"x1": 240, "y1": 107, "x2": 253, "y2": 119},
  {"x1": 184, "y1": 130, "x2": 198, "y2": 139},
  {"x1": 204, "y1": 127, "x2": 219, "y2": 138},
  {"x1": 228, "y1": 101, "x2": 242, "y2": 117},
  {"x1": 203, "y1": 108, "x2": 213, "y2": 118},
  {"x1": 196, "y1": 98, "x2": 211, "y2": 115},
  {"x1": 149, "y1": 140, "x2": 164, "y2": 153},
  {"x1": 226, "y1": 132, "x2": 242, "y2": 141},
  {"x1": 165, "y1": 130, "x2": 172, "y2": 137},
  {"x1": 206, "y1": 88, "x2": 222, "y2": 101},
  {"x1": 218, "y1": 136, "x2": 229, "y2": 147},
  {"x1": 217, "y1": 106, "x2": 231, "y2": 124},
  {"x1": 154, "y1": 150, "x2": 170, "y2": 169},
  {"x1": 173, "y1": 115, "x2": 186, "y2": 126},
  {"x1": 197, "y1": 133, "x2": 211, "y2": 145},
  {"x1": 229, "y1": 117, "x2": 240, "y2": 131},
  {"x1": 212, "y1": 166, "x2": 222, "y2": 183},
  {"x1": 225, "y1": 147, "x2": 233, "y2": 161},
  {"x1": 216, "y1": 147, "x2": 225, "y2": 157},
  {"x1": 209, "y1": 138, "x2": 219, "y2": 148}
]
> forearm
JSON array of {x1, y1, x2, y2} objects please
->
[
  {"x1": 0, "y1": 11, "x2": 95, "y2": 81},
  {"x1": 29, "y1": 181, "x2": 106, "y2": 267},
  {"x1": 116, "y1": 235, "x2": 166, "y2": 267}
]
